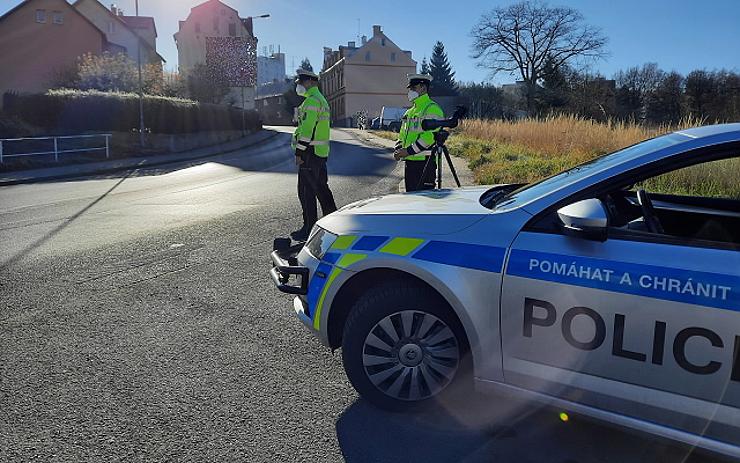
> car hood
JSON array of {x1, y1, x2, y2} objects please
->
[{"x1": 318, "y1": 187, "x2": 493, "y2": 236}]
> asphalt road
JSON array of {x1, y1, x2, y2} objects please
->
[{"x1": 0, "y1": 128, "x2": 725, "y2": 462}]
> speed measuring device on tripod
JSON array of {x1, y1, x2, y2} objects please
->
[{"x1": 270, "y1": 123, "x2": 740, "y2": 460}]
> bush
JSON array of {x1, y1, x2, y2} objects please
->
[{"x1": 2, "y1": 89, "x2": 261, "y2": 134}]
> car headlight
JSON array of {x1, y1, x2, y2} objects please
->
[{"x1": 305, "y1": 226, "x2": 337, "y2": 260}]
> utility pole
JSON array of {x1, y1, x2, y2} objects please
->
[
  {"x1": 136, "y1": 0, "x2": 144, "y2": 149},
  {"x1": 242, "y1": 14, "x2": 270, "y2": 135}
]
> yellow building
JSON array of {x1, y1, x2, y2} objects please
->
[
  {"x1": 174, "y1": 0, "x2": 258, "y2": 109},
  {"x1": 321, "y1": 25, "x2": 417, "y2": 127}
]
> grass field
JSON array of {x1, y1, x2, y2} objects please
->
[{"x1": 373, "y1": 115, "x2": 740, "y2": 199}]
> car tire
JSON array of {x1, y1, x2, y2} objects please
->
[
  {"x1": 341, "y1": 280, "x2": 472, "y2": 411},
  {"x1": 388, "y1": 122, "x2": 401, "y2": 132}
]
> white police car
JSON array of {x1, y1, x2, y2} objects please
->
[{"x1": 271, "y1": 123, "x2": 740, "y2": 458}]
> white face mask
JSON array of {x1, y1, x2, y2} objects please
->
[
  {"x1": 407, "y1": 90, "x2": 419, "y2": 102},
  {"x1": 296, "y1": 84, "x2": 307, "y2": 96}
]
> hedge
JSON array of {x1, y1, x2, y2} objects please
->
[{"x1": 2, "y1": 89, "x2": 261, "y2": 134}]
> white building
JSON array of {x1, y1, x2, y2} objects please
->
[{"x1": 257, "y1": 52, "x2": 285, "y2": 86}]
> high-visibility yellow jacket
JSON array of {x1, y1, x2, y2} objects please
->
[
  {"x1": 396, "y1": 93, "x2": 444, "y2": 161},
  {"x1": 292, "y1": 86, "x2": 331, "y2": 157}
]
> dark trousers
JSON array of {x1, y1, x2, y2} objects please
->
[
  {"x1": 298, "y1": 147, "x2": 337, "y2": 231},
  {"x1": 404, "y1": 158, "x2": 436, "y2": 192}
]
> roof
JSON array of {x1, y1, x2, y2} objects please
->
[
  {"x1": 72, "y1": 0, "x2": 165, "y2": 63},
  {"x1": 120, "y1": 15, "x2": 157, "y2": 38},
  {"x1": 0, "y1": 0, "x2": 106, "y2": 41}
]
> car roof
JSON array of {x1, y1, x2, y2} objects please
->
[{"x1": 674, "y1": 123, "x2": 740, "y2": 142}]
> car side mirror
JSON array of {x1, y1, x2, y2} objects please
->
[{"x1": 557, "y1": 198, "x2": 608, "y2": 242}]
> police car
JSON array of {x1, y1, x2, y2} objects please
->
[{"x1": 271, "y1": 123, "x2": 740, "y2": 458}]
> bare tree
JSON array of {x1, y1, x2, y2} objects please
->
[{"x1": 471, "y1": 1, "x2": 607, "y2": 112}]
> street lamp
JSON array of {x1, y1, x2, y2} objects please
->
[
  {"x1": 240, "y1": 14, "x2": 270, "y2": 135},
  {"x1": 136, "y1": 0, "x2": 144, "y2": 149}
]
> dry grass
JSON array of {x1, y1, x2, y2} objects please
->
[{"x1": 450, "y1": 115, "x2": 740, "y2": 198}]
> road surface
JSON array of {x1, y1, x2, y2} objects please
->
[{"x1": 0, "y1": 128, "x2": 722, "y2": 462}]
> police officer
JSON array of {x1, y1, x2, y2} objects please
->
[
  {"x1": 393, "y1": 74, "x2": 444, "y2": 191},
  {"x1": 291, "y1": 69, "x2": 336, "y2": 241}
]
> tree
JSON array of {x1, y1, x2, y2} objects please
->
[
  {"x1": 300, "y1": 58, "x2": 313, "y2": 72},
  {"x1": 614, "y1": 63, "x2": 663, "y2": 121},
  {"x1": 419, "y1": 57, "x2": 430, "y2": 75},
  {"x1": 645, "y1": 71, "x2": 684, "y2": 124},
  {"x1": 458, "y1": 82, "x2": 503, "y2": 119},
  {"x1": 429, "y1": 42, "x2": 458, "y2": 96},
  {"x1": 76, "y1": 52, "x2": 137, "y2": 92},
  {"x1": 187, "y1": 63, "x2": 232, "y2": 104},
  {"x1": 471, "y1": 1, "x2": 607, "y2": 112}
]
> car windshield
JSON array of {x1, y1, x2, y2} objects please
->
[{"x1": 485, "y1": 132, "x2": 687, "y2": 210}]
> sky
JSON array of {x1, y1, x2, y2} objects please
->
[{"x1": 2, "y1": 0, "x2": 739, "y2": 84}]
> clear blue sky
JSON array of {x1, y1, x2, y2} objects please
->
[{"x1": 2, "y1": 0, "x2": 739, "y2": 83}]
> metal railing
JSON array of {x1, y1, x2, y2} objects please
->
[{"x1": 0, "y1": 134, "x2": 111, "y2": 163}]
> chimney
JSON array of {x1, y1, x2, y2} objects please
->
[
  {"x1": 110, "y1": 4, "x2": 118, "y2": 15},
  {"x1": 361, "y1": 35, "x2": 367, "y2": 45},
  {"x1": 372, "y1": 25, "x2": 382, "y2": 36},
  {"x1": 348, "y1": 41, "x2": 355, "y2": 48}
]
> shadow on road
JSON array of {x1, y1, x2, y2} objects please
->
[
  {"x1": 0, "y1": 170, "x2": 133, "y2": 268},
  {"x1": 11, "y1": 130, "x2": 397, "y2": 185},
  {"x1": 335, "y1": 396, "x2": 721, "y2": 463}
]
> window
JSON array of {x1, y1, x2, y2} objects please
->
[
  {"x1": 365, "y1": 52, "x2": 371, "y2": 62},
  {"x1": 52, "y1": 11, "x2": 63, "y2": 24},
  {"x1": 390, "y1": 52, "x2": 396, "y2": 62},
  {"x1": 195, "y1": 22, "x2": 201, "y2": 33},
  {"x1": 229, "y1": 23, "x2": 236, "y2": 36},
  {"x1": 606, "y1": 154, "x2": 740, "y2": 247},
  {"x1": 381, "y1": 38, "x2": 386, "y2": 46},
  {"x1": 108, "y1": 21, "x2": 116, "y2": 33},
  {"x1": 35, "y1": 9, "x2": 45, "y2": 23}
]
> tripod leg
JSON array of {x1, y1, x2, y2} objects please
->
[
  {"x1": 436, "y1": 150, "x2": 443, "y2": 189},
  {"x1": 443, "y1": 146, "x2": 461, "y2": 188}
]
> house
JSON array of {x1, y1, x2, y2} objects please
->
[
  {"x1": 321, "y1": 25, "x2": 416, "y2": 127},
  {"x1": 174, "y1": 0, "x2": 258, "y2": 109},
  {"x1": 0, "y1": 0, "x2": 108, "y2": 102},
  {"x1": 255, "y1": 93, "x2": 293, "y2": 126},
  {"x1": 74, "y1": 0, "x2": 164, "y2": 67}
]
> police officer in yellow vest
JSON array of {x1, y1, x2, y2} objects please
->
[
  {"x1": 393, "y1": 74, "x2": 445, "y2": 191},
  {"x1": 291, "y1": 69, "x2": 336, "y2": 241}
]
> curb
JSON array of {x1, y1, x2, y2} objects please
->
[{"x1": 0, "y1": 131, "x2": 282, "y2": 187}]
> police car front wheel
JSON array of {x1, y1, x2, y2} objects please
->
[{"x1": 341, "y1": 281, "x2": 471, "y2": 410}]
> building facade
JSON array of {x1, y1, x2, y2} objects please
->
[
  {"x1": 321, "y1": 25, "x2": 416, "y2": 127},
  {"x1": 257, "y1": 52, "x2": 285, "y2": 86},
  {"x1": 0, "y1": 0, "x2": 107, "y2": 102},
  {"x1": 74, "y1": 0, "x2": 163, "y2": 66},
  {"x1": 174, "y1": 0, "x2": 258, "y2": 109}
]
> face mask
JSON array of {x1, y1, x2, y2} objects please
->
[
  {"x1": 407, "y1": 90, "x2": 419, "y2": 102},
  {"x1": 296, "y1": 84, "x2": 307, "y2": 96}
]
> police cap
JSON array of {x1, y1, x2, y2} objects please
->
[
  {"x1": 295, "y1": 69, "x2": 319, "y2": 83},
  {"x1": 407, "y1": 73, "x2": 433, "y2": 88}
]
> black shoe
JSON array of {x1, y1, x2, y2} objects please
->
[{"x1": 290, "y1": 228, "x2": 309, "y2": 241}]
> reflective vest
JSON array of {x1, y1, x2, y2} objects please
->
[
  {"x1": 397, "y1": 93, "x2": 444, "y2": 161},
  {"x1": 292, "y1": 86, "x2": 331, "y2": 158}
]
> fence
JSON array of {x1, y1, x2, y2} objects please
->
[{"x1": 0, "y1": 134, "x2": 111, "y2": 164}]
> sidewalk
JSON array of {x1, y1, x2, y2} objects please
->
[
  {"x1": 344, "y1": 129, "x2": 476, "y2": 192},
  {"x1": 0, "y1": 130, "x2": 280, "y2": 186}
]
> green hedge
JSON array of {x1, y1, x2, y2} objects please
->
[{"x1": 2, "y1": 89, "x2": 261, "y2": 134}]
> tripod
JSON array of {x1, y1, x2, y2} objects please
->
[{"x1": 417, "y1": 129, "x2": 461, "y2": 190}]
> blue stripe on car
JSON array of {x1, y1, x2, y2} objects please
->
[
  {"x1": 352, "y1": 235, "x2": 390, "y2": 251},
  {"x1": 413, "y1": 241, "x2": 506, "y2": 273},
  {"x1": 507, "y1": 250, "x2": 739, "y2": 312},
  {"x1": 307, "y1": 262, "x2": 334, "y2": 315}
]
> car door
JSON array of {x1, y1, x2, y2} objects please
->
[{"x1": 499, "y1": 180, "x2": 740, "y2": 445}]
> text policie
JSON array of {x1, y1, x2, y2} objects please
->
[{"x1": 523, "y1": 298, "x2": 740, "y2": 381}]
